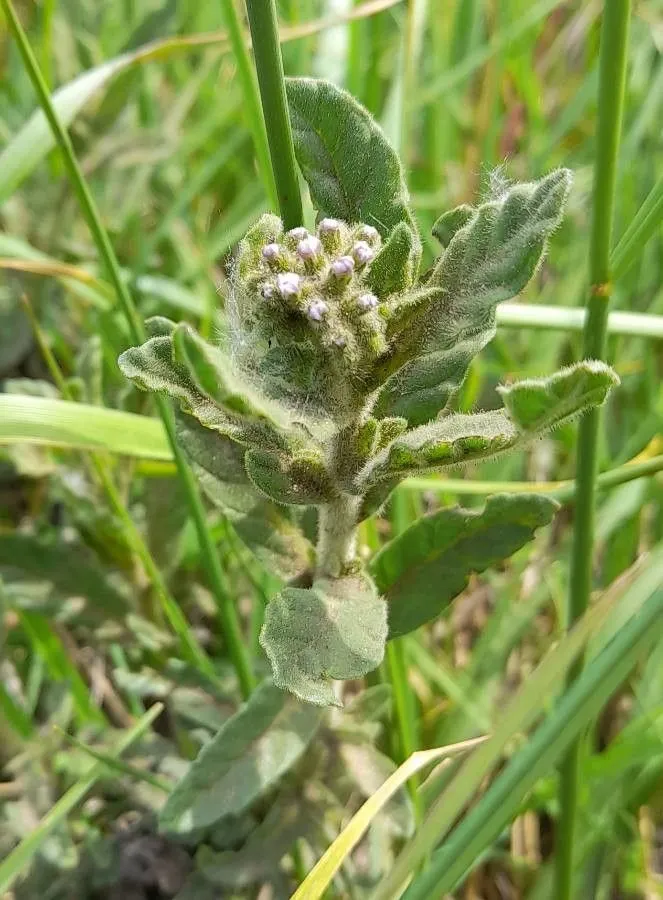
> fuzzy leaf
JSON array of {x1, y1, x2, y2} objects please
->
[
  {"x1": 431, "y1": 204, "x2": 475, "y2": 247},
  {"x1": 359, "y1": 411, "x2": 518, "y2": 487},
  {"x1": 370, "y1": 494, "x2": 558, "y2": 638},
  {"x1": 118, "y1": 319, "x2": 294, "y2": 452},
  {"x1": 373, "y1": 333, "x2": 491, "y2": 423},
  {"x1": 497, "y1": 361, "x2": 619, "y2": 433},
  {"x1": 367, "y1": 222, "x2": 420, "y2": 296},
  {"x1": 286, "y1": 78, "x2": 418, "y2": 242},
  {"x1": 260, "y1": 574, "x2": 387, "y2": 706},
  {"x1": 361, "y1": 362, "x2": 619, "y2": 487},
  {"x1": 176, "y1": 415, "x2": 313, "y2": 579},
  {"x1": 245, "y1": 448, "x2": 337, "y2": 506},
  {"x1": 375, "y1": 170, "x2": 572, "y2": 425},
  {"x1": 159, "y1": 680, "x2": 321, "y2": 833}
]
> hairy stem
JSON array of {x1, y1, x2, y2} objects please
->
[{"x1": 316, "y1": 495, "x2": 361, "y2": 578}]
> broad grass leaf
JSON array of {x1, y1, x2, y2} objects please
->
[
  {"x1": 370, "y1": 494, "x2": 557, "y2": 638},
  {"x1": 285, "y1": 78, "x2": 418, "y2": 240},
  {"x1": 260, "y1": 575, "x2": 387, "y2": 706},
  {"x1": 159, "y1": 680, "x2": 321, "y2": 834},
  {"x1": 0, "y1": 394, "x2": 171, "y2": 460}
]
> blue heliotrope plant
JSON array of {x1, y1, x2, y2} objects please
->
[{"x1": 119, "y1": 78, "x2": 618, "y2": 706}]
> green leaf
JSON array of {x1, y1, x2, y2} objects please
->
[
  {"x1": 361, "y1": 362, "x2": 619, "y2": 487},
  {"x1": 0, "y1": 394, "x2": 171, "y2": 459},
  {"x1": 285, "y1": 78, "x2": 418, "y2": 241},
  {"x1": 370, "y1": 494, "x2": 558, "y2": 638},
  {"x1": 497, "y1": 360, "x2": 619, "y2": 433},
  {"x1": 196, "y1": 792, "x2": 314, "y2": 888},
  {"x1": 0, "y1": 533, "x2": 131, "y2": 623},
  {"x1": 159, "y1": 680, "x2": 321, "y2": 833},
  {"x1": 431, "y1": 204, "x2": 475, "y2": 247},
  {"x1": 245, "y1": 447, "x2": 337, "y2": 506},
  {"x1": 367, "y1": 222, "x2": 420, "y2": 296},
  {"x1": 176, "y1": 415, "x2": 313, "y2": 579},
  {"x1": 260, "y1": 574, "x2": 388, "y2": 706},
  {"x1": 375, "y1": 170, "x2": 572, "y2": 426},
  {"x1": 119, "y1": 322, "x2": 295, "y2": 452}
]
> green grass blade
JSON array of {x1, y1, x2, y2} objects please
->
[
  {"x1": 0, "y1": 394, "x2": 172, "y2": 459},
  {"x1": 0, "y1": 704, "x2": 163, "y2": 895},
  {"x1": 404, "y1": 586, "x2": 663, "y2": 898},
  {"x1": 611, "y1": 175, "x2": 663, "y2": 280}
]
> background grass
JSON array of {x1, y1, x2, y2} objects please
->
[{"x1": 1, "y1": 1, "x2": 663, "y2": 898}]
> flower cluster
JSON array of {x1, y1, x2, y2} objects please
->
[{"x1": 234, "y1": 215, "x2": 389, "y2": 421}]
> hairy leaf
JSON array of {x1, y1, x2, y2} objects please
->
[
  {"x1": 376, "y1": 170, "x2": 572, "y2": 425},
  {"x1": 367, "y1": 222, "x2": 420, "y2": 296},
  {"x1": 286, "y1": 78, "x2": 418, "y2": 241},
  {"x1": 176, "y1": 415, "x2": 313, "y2": 579},
  {"x1": 159, "y1": 680, "x2": 321, "y2": 833},
  {"x1": 371, "y1": 494, "x2": 558, "y2": 638},
  {"x1": 118, "y1": 319, "x2": 294, "y2": 452},
  {"x1": 361, "y1": 362, "x2": 618, "y2": 487},
  {"x1": 246, "y1": 448, "x2": 337, "y2": 506},
  {"x1": 431, "y1": 204, "x2": 475, "y2": 247},
  {"x1": 497, "y1": 361, "x2": 619, "y2": 433},
  {"x1": 260, "y1": 574, "x2": 387, "y2": 706}
]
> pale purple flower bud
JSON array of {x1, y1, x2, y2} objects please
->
[
  {"x1": 276, "y1": 272, "x2": 301, "y2": 297},
  {"x1": 352, "y1": 241, "x2": 374, "y2": 266},
  {"x1": 307, "y1": 299, "x2": 328, "y2": 322},
  {"x1": 286, "y1": 227, "x2": 309, "y2": 242},
  {"x1": 319, "y1": 218, "x2": 341, "y2": 233},
  {"x1": 331, "y1": 255, "x2": 355, "y2": 277},
  {"x1": 357, "y1": 292, "x2": 379, "y2": 311},
  {"x1": 332, "y1": 335, "x2": 347, "y2": 348},
  {"x1": 297, "y1": 235, "x2": 322, "y2": 259},
  {"x1": 262, "y1": 242, "x2": 282, "y2": 261},
  {"x1": 357, "y1": 224, "x2": 380, "y2": 243}
]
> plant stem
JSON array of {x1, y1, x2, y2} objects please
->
[
  {"x1": 218, "y1": 0, "x2": 278, "y2": 210},
  {"x1": 317, "y1": 495, "x2": 361, "y2": 578},
  {"x1": 555, "y1": 3, "x2": 632, "y2": 898},
  {"x1": 1, "y1": 0, "x2": 255, "y2": 699},
  {"x1": 245, "y1": 0, "x2": 303, "y2": 228}
]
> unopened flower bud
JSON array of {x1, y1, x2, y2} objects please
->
[
  {"x1": 319, "y1": 218, "x2": 341, "y2": 234},
  {"x1": 261, "y1": 282, "x2": 275, "y2": 299},
  {"x1": 357, "y1": 292, "x2": 379, "y2": 311},
  {"x1": 352, "y1": 241, "x2": 374, "y2": 266},
  {"x1": 262, "y1": 242, "x2": 282, "y2": 261},
  {"x1": 276, "y1": 272, "x2": 301, "y2": 298},
  {"x1": 357, "y1": 224, "x2": 380, "y2": 244},
  {"x1": 297, "y1": 236, "x2": 322, "y2": 259},
  {"x1": 332, "y1": 335, "x2": 347, "y2": 348},
  {"x1": 286, "y1": 227, "x2": 310, "y2": 242},
  {"x1": 331, "y1": 256, "x2": 355, "y2": 277},
  {"x1": 307, "y1": 299, "x2": 328, "y2": 322}
]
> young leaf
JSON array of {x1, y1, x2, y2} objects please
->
[
  {"x1": 159, "y1": 680, "x2": 322, "y2": 834},
  {"x1": 361, "y1": 362, "x2": 619, "y2": 487},
  {"x1": 260, "y1": 574, "x2": 388, "y2": 707},
  {"x1": 431, "y1": 204, "x2": 475, "y2": 247},
  {"x1": 497, "y1": 360, "x2": 619, "y2": 433},
  {"x1": 374, "y1": 170, "x2": 573, "y2": 425},
  {"x1": 245, "y1": 447, "x2": 337, "y2": 506},
  {"x1": 285, "y1": 78, "x2": 419, "y2": 242},
  {"x1": 370, "y1": 494, "x2": 558, "y2": 638},
  {"x1": 367, "y1": 222, "x2": 420, "y2": 296}
]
